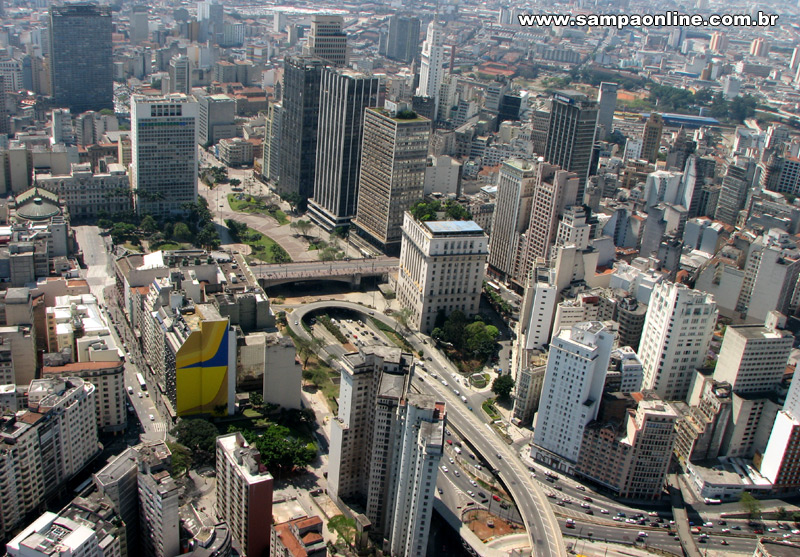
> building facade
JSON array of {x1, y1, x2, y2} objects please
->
[
  {"x1": 544, "y1": 91, "x2": 598, "y2": 200},
  {"x1": 353, "y1": 104, "x2": 430, "y2": 254},
  {"x1": 131, "y1": 95, "x2": 198, "y2": 215},
  {"x1": 396, "y1": 213, "x2": 488, "y2": 333}
]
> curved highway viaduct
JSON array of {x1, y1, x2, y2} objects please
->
[{"x1": 287, "y1": 300, "x2": 566, "y2": 557}]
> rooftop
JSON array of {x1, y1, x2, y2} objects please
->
[{"x1": 423, "y1": 220, "x2": 484, "y2": 236}]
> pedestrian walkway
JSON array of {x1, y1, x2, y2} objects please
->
[{"x1": 152, "y1": 422, "x2": 168, "y2": 432}]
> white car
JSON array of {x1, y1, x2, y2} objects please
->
[
  {"x1": 441, "y1": 466, "x2": 449, "y2": 473},
  {"x1": 137, "y1": 391, "x2": 143, "y2": 398},
  {"x1": 470, "y1": 480, "x2": 478, "y2": 487},
  {"x1": 449, "y1": 457, "x2": 454, "y2": 464},
  {"x1": 600, "y1": 509, "x2": 609, "y2": 514},
  {"x1": 149, "y1": 414, "x2": 155, "y2": 421},
  {"x1": 454, "y1": 470, "x2": 460, "y2": 477},
  {"x1": 467, "y1": 490, "x2": 475, "y2": 497}
]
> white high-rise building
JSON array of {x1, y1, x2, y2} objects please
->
[
  {"x1": 532, "y1": 321, "x2": 614, "y2": 471},
  {"x1": 50, "y1": 108, "x2": 75, "y2": 145},
  {"x1": 488, "y1": 159, "x2": 538, "y2": 282},
  {"x1": 130, "y1": 94, "x2": 198, "y2": 215},
  {"x1": 169, "y1": 55, "x2": 192, "y2": 95},
  {"x1": 396, "y1": 212, "x2": 488, "y2": 333},
  {"x1": 638, "y1": 282, "x2": 717, "y2": 401},
  {"x1": 416, "y1": 20, "x2": 448, "y2": 120},
  {"x1": 388, "y1": 394, "x2": 444, "y2": 556},
  {"x1": 713, "y1": 322, "x2": 792, "y2": 395}
]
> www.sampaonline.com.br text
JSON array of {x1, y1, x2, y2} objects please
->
[{"x1": 517, "y1": 11, "x2": 779, "y2": 29}]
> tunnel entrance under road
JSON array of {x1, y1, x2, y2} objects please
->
[{"x1": 264, "y1": 276, "x2": 383, "y2": 299}]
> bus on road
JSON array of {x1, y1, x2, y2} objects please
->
[{"x1": 136, "y1": 373, "x2": 147, "y2": 391}]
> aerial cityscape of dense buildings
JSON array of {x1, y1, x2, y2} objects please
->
[{"x1": 0, "y1": 0, "x2": 800, "y2": 555}]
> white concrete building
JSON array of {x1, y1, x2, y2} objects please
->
[
  {"x1": 533, "y1": 321, "x2": 614, "y2": 471},
  {"x1": 713, "y1": 323, "x2": 792, "y2": 395},
  {"x1": 396, "y1": 213, "x2": 488, "y2": 333},
  {"x1": 416, "y1": 21, "x2": 448, "y2": 120},
  {"x1": 638, "y1": 282, "x2": 717, "y2": 401},
  {"x1": 423, "y1": 155, "x2": 461, "y2": 196},
  {"x1": 7, "y1": 511, "x2": 119, "y2": 557},
  {"x1": 131, "y1": 94, "x2": 198, "y2": 215},
  {"x1": 216, "y1": 433, "x2": 274, "y2": 557},
  {"x1": 388, "y1": 394, "x2": 444, "y2": 556}
]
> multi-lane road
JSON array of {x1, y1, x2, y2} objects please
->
[{"x1": 287, "y1": 300, "x2": 566, "y2": 557}]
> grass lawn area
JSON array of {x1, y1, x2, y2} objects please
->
[
  {"x1": 239, "y1": 226, "x2": 292, "y2": 264},
  {"x1": 371, "y1": 319, "x2": 414, "y2": 352},
  {"x1": 150, "y1": 241, "x2": 184, "y2": 251},
  {"x1": 122, "y1": 241, "x2": 142, "y2": 252},
  {"x1": 228, "y1": 194, "x2": 289, "y2": 225},
  {"x1": 482, "y1": 399, "x2": 500, "y2": 421},
  {"x1": 243, "y1": 408, "x2": 262, "y2": 418}
]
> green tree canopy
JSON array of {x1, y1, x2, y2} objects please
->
[
  {"x1": 739, "y1": 492, "x2": 762, "y2": 519},
  {"x1": 172, "y1": 222, "x2": 193, "y2": 243},
  {"x1": 492, "y1": 374, "x2": 515, "y2": 400}
]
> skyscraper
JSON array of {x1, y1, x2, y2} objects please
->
[
  {"x1": 397, "y1": 213, "x2": 488, "y2": 333},
  {"x1": 387, "y1": 15, "x2": 421, "y2": 63},
  {"x1": 353, "y1": 102, "x2": 430, "y2": 254},
  {"x1": 216, "y1": 432, "x2": 274, "y2": 557},
  {"x1": 278, "y1": 56, "x2": 326, "y2": 199},
  {"x1": 532, "y1": 322, "x2": 614, "y2": 471},
  {"x1": 131, "y1": 6, "x2": 150, "y2": 44},
  {"x1": 488, "y1": 159, "x2": 537, "y2": 282},
  {"x1": 169, "y1": 55, "x2": 192, "y2": 95},
  {"x1": 714, "y1": 160, "x2": 755, "y2": 226},
  {"x1": 638, "y1": 282, "x2": 717, "y2": 401},
  {"x1": 416, "y1": 20, "x2": 447, "y2": 120},
  {"x1": 131, "y1": 94, "x2": 198, "y2": 215},
  {"x1": 713, "y1": 323, "x2": 792, "y2": 395},
  {"x1": 640, "y1": 113, "x2": 664, "y2": 164},
  {"x1": 48, "y1": 4, "x2": 113, "y2": 113},
  {"x1": 544, "y1": 91, "x2": 598, "y2": 201},
  {"x1": 596, "y1": 82, "x2": 618, "y2": 140},
  {"x1": 307, "y1": 68, "x2": 381, "y2": 231},
  {"x1": 305, "y1": 15, "x2": 348, "y2": 67},
  {"x1": 262, "y1": 101, "x2": 282, "y2": 183}
]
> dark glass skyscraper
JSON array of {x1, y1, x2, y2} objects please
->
[
  {"x1": 49, "y1": 4, "x2": 113, "y2": 113},
  {"x1": 279, "y1": 56, "x2": 327, "y2": 199},
  {"x1": 387, "y1": 15, "x2": 421, "y2": 63},
  {"x1": 544, "y1": 90, "x2": 598, "y2": 202}
]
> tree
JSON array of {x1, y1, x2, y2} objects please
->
[
  {"x1": 327, "y1": 515, "x2": 357, "y2": 547},
  {"x1": 97, "y1": 218, "x2": 113, "y2": 230},
  {"x1": 171, "y1": 419, "x2": 219, "y2": 467},
  {"x1": 196, "y1": 223, "x2": 221, "y2": 250},
  {"x1": 229, "y1": 178, "x2": 241, "y2": 188},
  {"x1": 739, "y1": 492, "x2": 762, "y2": 519},
  {"x1": 249, "y1": 392, "x2": 264, "y2": 408},
  {"x1": 173, "y1": 222, "x2": 193, "y2": 243},
  {"x1": 492, "y1": 374, "x2": 515, "y2": 401},
  {"x1": 166, "y1": 441, "x2": 192, "y2": 475},
  {"x1": 253, "y1": 423, "x2": 315, "y2": 477},
  {"x1": 290, "y1": 219, "x2": 313, "y2": 238},
  {"x1": 225, "y1": 219, "x2": 248, "y2": 242},
  {"x1": 280, "y1": 191, "x2": 303, "y2": 213},
  {"x1": 431, "y1": 327, "x2": 444, "y2": 342},
  {"x1": 394, "y1": 307, "x2": 412, "y2": 331},
  {"x1": 140, "y1": 215, "x2": 158, "y2": 233},
  {"x1": 270, "y1": 243, "x2": 291, "y2": 263}
]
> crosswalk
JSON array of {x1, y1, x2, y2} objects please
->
[{"x1": 152, "y1": 422, "x2": 168, "y2": 432}]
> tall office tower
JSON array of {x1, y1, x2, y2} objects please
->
[
  {"x1": 740, "y1": 231, "x2": 800, "y2": 323},
  {"x1": 196, "y1": 92, "x2": 236, "y2": 147},
  {"x1": 640, "y1": 113, "x2": 664, "y2": 164},
  {"x1": 396, "y1": 212, "x2": 489, "y2": 333},
  {"x1": 0, "y1": 76, "x2": 7, "y2": 135},
  {"x1": 48, "y1": 5, "x2": 113, "y2": 113},
  {"x1": 279, "y1": 56, "x2": 326, "y2": 199},
  {"x1": 307, "y1": 68, "x2": 381, "y2": 232},
  {"x1": 353, "y1": 103, "x2": 430, "y2": 254},
  {"x1": 709, "y1": 31, "x2": 728, "y2": 54},
  {"x1": 638, "y1": 282, "x2": 717, "y2": 401},
  {"x1": 532, "y1": 322, "x2": 614, "y2": 471},
  {"x1": 761, "y1": 357, "x2": 800, "y2": 492},
  {"x1": 306, "y1": 15, "x2": 348, "y2": 67},
  {"x1": 137, "y1": 445, "x2": 180, "y2": 557},
  {"x1": 169, "y1": 55, "x2": 192, "y2": 95},
  {"x1": 544, "y1": 91, "x2": 598, "y2": 201},
  {"x1": 131, "y1": 95, "x2": 198, "y2": 215},
  {"x1": 577, "y1": 396, "x2": 677, "y2": 500},
  {"x1": 216, "y1": 432, "x2": 274, "y2": 557},
  {"x1": 792, "y1": 46, "x2": 800, "y2": 72},
  {"x1": 487, "y1": 159, "x2": 538, "y2": 282},
  {"x1": 714, "y1": 161, "x2": 754, "y2": 225},
  {"x1": 387, "y1": 15, "x2": 421, "y2": 63},
  {"x1": 262, "y1": 101, "x2": 282, "y2": 182},
  {"x1": 750, "y1": 37, "x2": 770, "y2": 58},
  {"x1": 131, "y1": 6, "x2": 150, "y2": 44},
  {"x1": 416, "y1": 20, "x2": 447, "y2": 120},
  {"x1": 50, "y1": 108, "x2": 75, "y2": 145},
  {"x1": 713, "y1": 323, "x2": 792, "y2": 395},
  {"x1": 198, "y1": 0, "x2": 224, "y2": 45},
  {"x1": 94, "y1": 448, "x2": 140, "y2": 556},
  {"x1": 521, "y1": 163, "x2": 579, "y2": 273},
  {"x1": 596, "y1": 82, "x2": 618, "y2": 140},
  {"x1": 388, "y1": 394, "x2": 445, "y2": 556}
]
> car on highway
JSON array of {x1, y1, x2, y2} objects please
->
[
  {"x1": 454, "y1": 470, "x2": 460, "y2": 477},
  {"x1": 149, "y1": 414, "x2": 155, "y2": 421},
  {"x1": 565, "y1": 519, "x2": 575, "y2": 529},
  {"x1": 441, "y1": 466, "x2": 449, "y2": 473},
  {"x1": 580, "y1": 503, "x2": 590, "y2": 509},
  {"x1": 470, "y1": 480, "x2": 478, "y2": 487},
  {"x1": 583, "y1": 496, "x2": 592, "y2": 502},
  {"x1": 576, "y1": 485, "x2": 586, "y2": 491},
  {"x1": 449, "y1": 458, "x2": 454, "y2": 464},
  {"x1": 492, "y1": 495, "x2": 501, "y2": 502},
  {"x1": 127, "y1": 386, "x2": 134, "y2": 394},
  {"x1": 478, "y1": 491, "x2": 486, "y2": 498},
  {"x1": 138, "y1": 391, "x2": 143, "y2": 398},
  {"x1": 438, "y1": 488, "x2": 443, "y2": 494},
  {"x1": 600, "y1": 509, "x2": 609, "y2": 514},
  {"x1": 585, "y1": 509, "x2": 593, "y2": 515},
  {"x1": 467, "y1": 490, "x2": 475, "y2": 497},
  {"x1": 721, "y1": 540, "x2": 729, "y2": 545}
]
